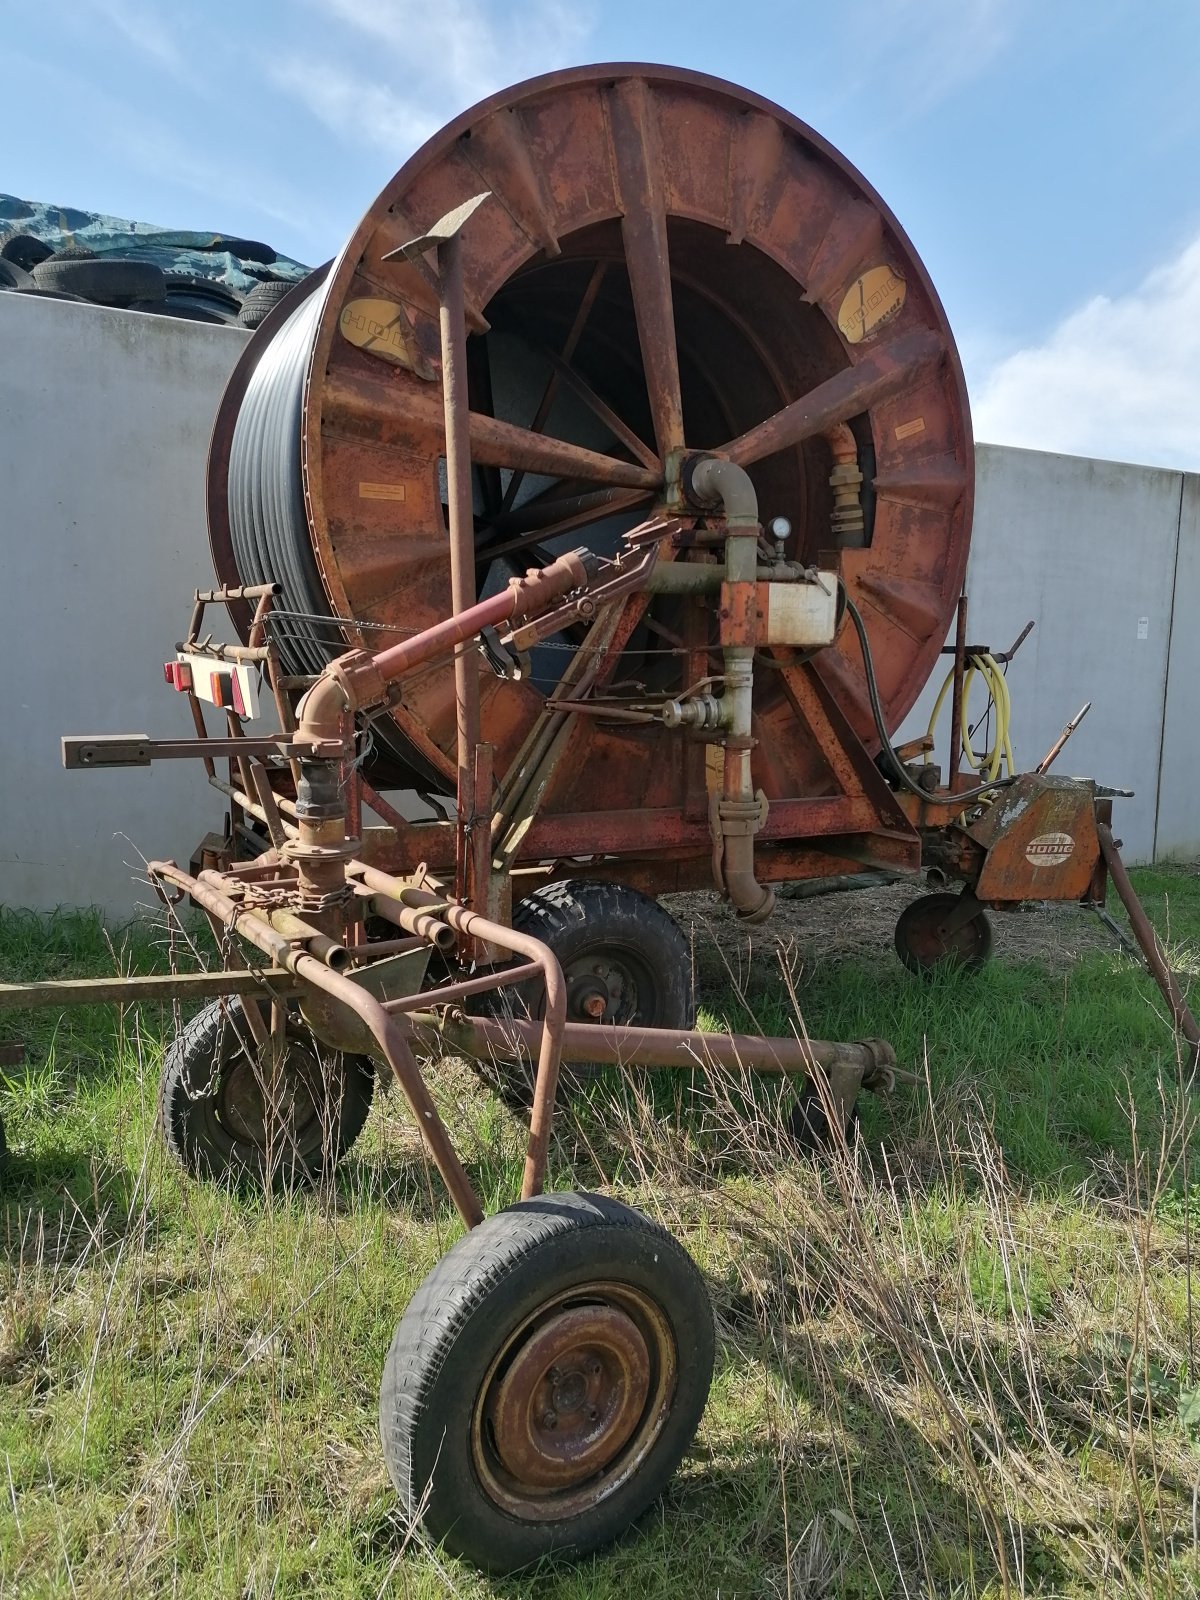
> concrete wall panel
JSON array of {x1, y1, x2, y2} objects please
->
[
  {"x1": 1154, "y1": 472, "x2": 1200, "y2": 860},
  {"x1": 0, "y1": 295, "x2": 247, "y2": 916},
  {"x1": 900, "y1": 445, "x2": 1184, "y2": 863}
]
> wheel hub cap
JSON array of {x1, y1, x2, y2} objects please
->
[{"x1": 486, "y1": 1304, "x2": 651, "y2": 1489}]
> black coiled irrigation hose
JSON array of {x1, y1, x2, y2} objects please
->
[
  {"x1": 227, "y1": 288, "x2": 337, "y2": 680},
  {"x1": 841, "y1": 587, "x2": 1014, "y2": 807}
]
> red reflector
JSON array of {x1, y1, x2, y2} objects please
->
[
  {"x1": 177, "y1": 662, "x2": 193, "y2": 691},
  {"x1": 163, "y1": 661, "x2": 173, "y2": 685},
  {"x1": 230, "y1": 672, "x2": 246, "y2": 717},
  {"x1": 210, "y1": 671, "x2": 228, "y2": 708}
]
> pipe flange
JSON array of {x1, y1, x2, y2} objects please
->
[
  {"x1": 857, "y1": 1037, "x2": 898, "y2": 1093},
  {"x1": 279, "y1": 837, "x2": 361, "y2": 864}
]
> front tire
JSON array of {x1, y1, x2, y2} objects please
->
[
  {"x1": 379, "y1": 1191, "x2": 714, "y2": 1573},
  {"x1": 159, "y1": 997, "x2": 375, "y2": 1187}
]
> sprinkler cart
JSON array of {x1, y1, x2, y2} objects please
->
[{"x1": 3, "y1": 65, "x2": 1197, "y2": 1573}]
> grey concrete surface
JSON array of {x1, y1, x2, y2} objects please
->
[
  {"x1": 0, "y1": 295, "x2": 1193, "y2": 917},
  {"x1": 0, "y1": 295, "x2": 247, "y2": 917},
  {"x1": 899, "y1": 445, "x2": 1192, "y2": 864}
]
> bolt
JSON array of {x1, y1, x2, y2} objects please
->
[
  {"x1": 541, "y1": 1410, "x2": 558, "y2": 1430},
  {"x1": 588, "y1": 1361, "x2": 601, "y2": 1376},
  {"x1": 587, "y1": 1407, "x2": 599, "y2": 1422},
  {"x1": 547, "y1": 1366, "x2": 560, "y2": 1382}
]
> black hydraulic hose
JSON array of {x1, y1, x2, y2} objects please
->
[
  {"x1": 841, "y1": 587, "x2": 1014, "y2": 807},
  {"x1": 227, "y1": 287, "x2": 337, "y2": 679}
]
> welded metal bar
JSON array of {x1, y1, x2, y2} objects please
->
[
  {"x1": 721, "y1": 328, "x2": 945, "y2": 468},
  {"x1": 0, "y1": 969, "x2": 297, "y2": 1010},
  {"x1": 534, "y1": 344, "x2": 659, "y2": 470},
  {"x1": 949, "y1": 591, "x2": 968, "y2": 781},
  {"x1": 382, "y1": 960, "x2": 543, "y2": 1013},
  {"x1": 608, "y1": 77, "x2": 684, "y2": 460},
  {"x1": 436, "y1": 226, "x2": 483, "y2": 910},
  {"x1": 1097, "y1": 823, "x2": 1200, "y2": 1060},
  {"x1": 408, "y1": 1012, "x2": 892, "y2": 1079}
]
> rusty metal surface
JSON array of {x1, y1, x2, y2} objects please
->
[
  {"x1": 471, "y1": 1281, "x2": 675, "y2": 1519},
  {"x1": 211, "y1": 64, "x2": 971, "y2": 892},
  {"x1": 1098, "y1": 823, "x2": 1200, "y2": 1056},
  {"x1": 969, "y1": 773, "x2": 1101, "y2": 904},
  {"x1": 484, "y1": 1303, "x2": 650, "y2": 1490}
]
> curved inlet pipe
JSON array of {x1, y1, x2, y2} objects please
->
[{"x1": 686, "y1": 456, "x2": 775, "y2": 923}]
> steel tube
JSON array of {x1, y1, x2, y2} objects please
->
[
  {"x1": 375, "y1": 877, "x2": 567, "y2": 1200},
  {"x1": 0, "y1": 969, "x2": 298, "y2": 1010},
  {"x1": 149, "y1": 859, "x2": 484, "y2": 1227},
  {"x1": 1097, "y1": 824, "x2": 1200, "y2": 1061},
  {"x1": 408, "y1": 1012, "x2": 889, "y2": 1077},
  {"x1": 438, "y1": 229, "x2": 483, "y2": 908}
]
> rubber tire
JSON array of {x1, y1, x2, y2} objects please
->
[
  {"x1": 379, "y1": 1190, "x2": 714, "y2": 1573},
  {"x1": 786, "y1": 1078, "x2": 860, "y2": 1153},
  {"x1": 159, "y1": 997, "x2": 375, "y2": 1186},
  {"x1": 31, "y1": 256, "x2": 166, "y2": 305},
  {"x1": 480, "y1": 880, "x2": 694, "y2": 1105},
  {"x1": 0, "y1": 258, "x2": 32, "y2": 291},
  {"x1": 162, "y1": 272, "x2": 243, "y2": 314},
  {"x1": 894, "y1": 891, "x2": 994, "y2": 978},
  {"x1": 238, "y1": 279, "x2": 294, "y2": 327},
  {"x1": 1, "y1": 234, "x2": 53, "y2": 271}
]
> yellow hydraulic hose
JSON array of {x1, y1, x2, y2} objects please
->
[{"x1": 926, "y1": 652, "x2": 1015, "y2": 782}]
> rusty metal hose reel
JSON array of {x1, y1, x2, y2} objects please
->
[{"x1": 209, "y1": 64, "x2": 973, "y2": 873}]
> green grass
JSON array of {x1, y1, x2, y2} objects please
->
[{"x1": 2, "y1": 873, "x2": 1199, "y2": 1599}]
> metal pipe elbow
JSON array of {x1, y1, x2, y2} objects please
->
[
  {"x1": 685, "y1": 454, "x2": 760, "y2": 525},
  {"x1": 722, "y1": 836, "x2": 776, "y2": 924}
]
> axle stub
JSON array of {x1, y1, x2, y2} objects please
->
[
  {"x1": 379, "y1": 1190, "x2": 713, "y2": 1573},
  {"x1": 159, "y1": 997, "x2": 375, "y2": 1186}
]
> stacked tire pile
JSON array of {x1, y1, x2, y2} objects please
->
[{"x1": 0, "y1": 232, "x2": 297, "y2": 328}]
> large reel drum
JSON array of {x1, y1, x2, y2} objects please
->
[{"x1": 210, "y1": 64, "x2": 971, "y2": 819}]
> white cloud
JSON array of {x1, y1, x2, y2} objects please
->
[
  {"x1": 89, "y1": 0, "x2": 183, "y2": 72},
  {"x1": 269, "y1": 60, "x2": 440, "y2": 155},
  {"x1": 275, "y1": 0, "x2": 593, "y2": 155},
  {"x1": 815, "y1": 0, "x2": 1018, "y2": 123},
  {"x1": 972, "y1": 235, "x2": 1200, "y2": 472}
]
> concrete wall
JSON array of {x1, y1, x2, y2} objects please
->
[
  {"x1": 899, "y1": 445, "x2": 1193, "y2": 864},
  {"x1": 0, "y1": 295, "x2": 1194, "y2": 915},
  {"x1": 0, "y1": 296, "x2": 246, "y2": 917}
]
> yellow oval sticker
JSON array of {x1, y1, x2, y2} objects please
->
[
  {"x1": 837, "y1": 265, "x2": 906, "y2": 344},
  {"x1": 338, "y1": 298, "x2": 416, "y2": 368}
]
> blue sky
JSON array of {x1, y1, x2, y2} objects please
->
[{"x1": 8, "y1": 0, "x2": 1200, "y2": 468}]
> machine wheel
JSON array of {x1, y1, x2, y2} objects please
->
[
  {"x1": 894, "y1": 891, "x2": 993, "y2": 977},
  {"x1": 379, "y1": 1190, "x2": 714, "y2": 1573},
  {"x1": 31, "y1": 255, "x2": 166, "y2": 305},
  {"x1": 786, "y1": 1078, "x2": 860, "y2": 1153},
  {"x1": 478, "y1": 880, "x2": 694, "y2": 1105},
  {"x1": 159, "y1": 997, "x2": 375, "y2": 1186}
]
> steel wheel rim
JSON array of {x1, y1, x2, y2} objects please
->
[
  {"x1": 471, "y1": 1280, "x2": 677, "y2": 1521},
  {"x1": 903, "y1": 900, "x2": 987, "y2": 969},
  {"x1": 214, "y1": 1028, "x2": 325, "y2": 1152},
  {"x1": 563, "y1": 944, "x2": 659, "y2": 1025}
]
